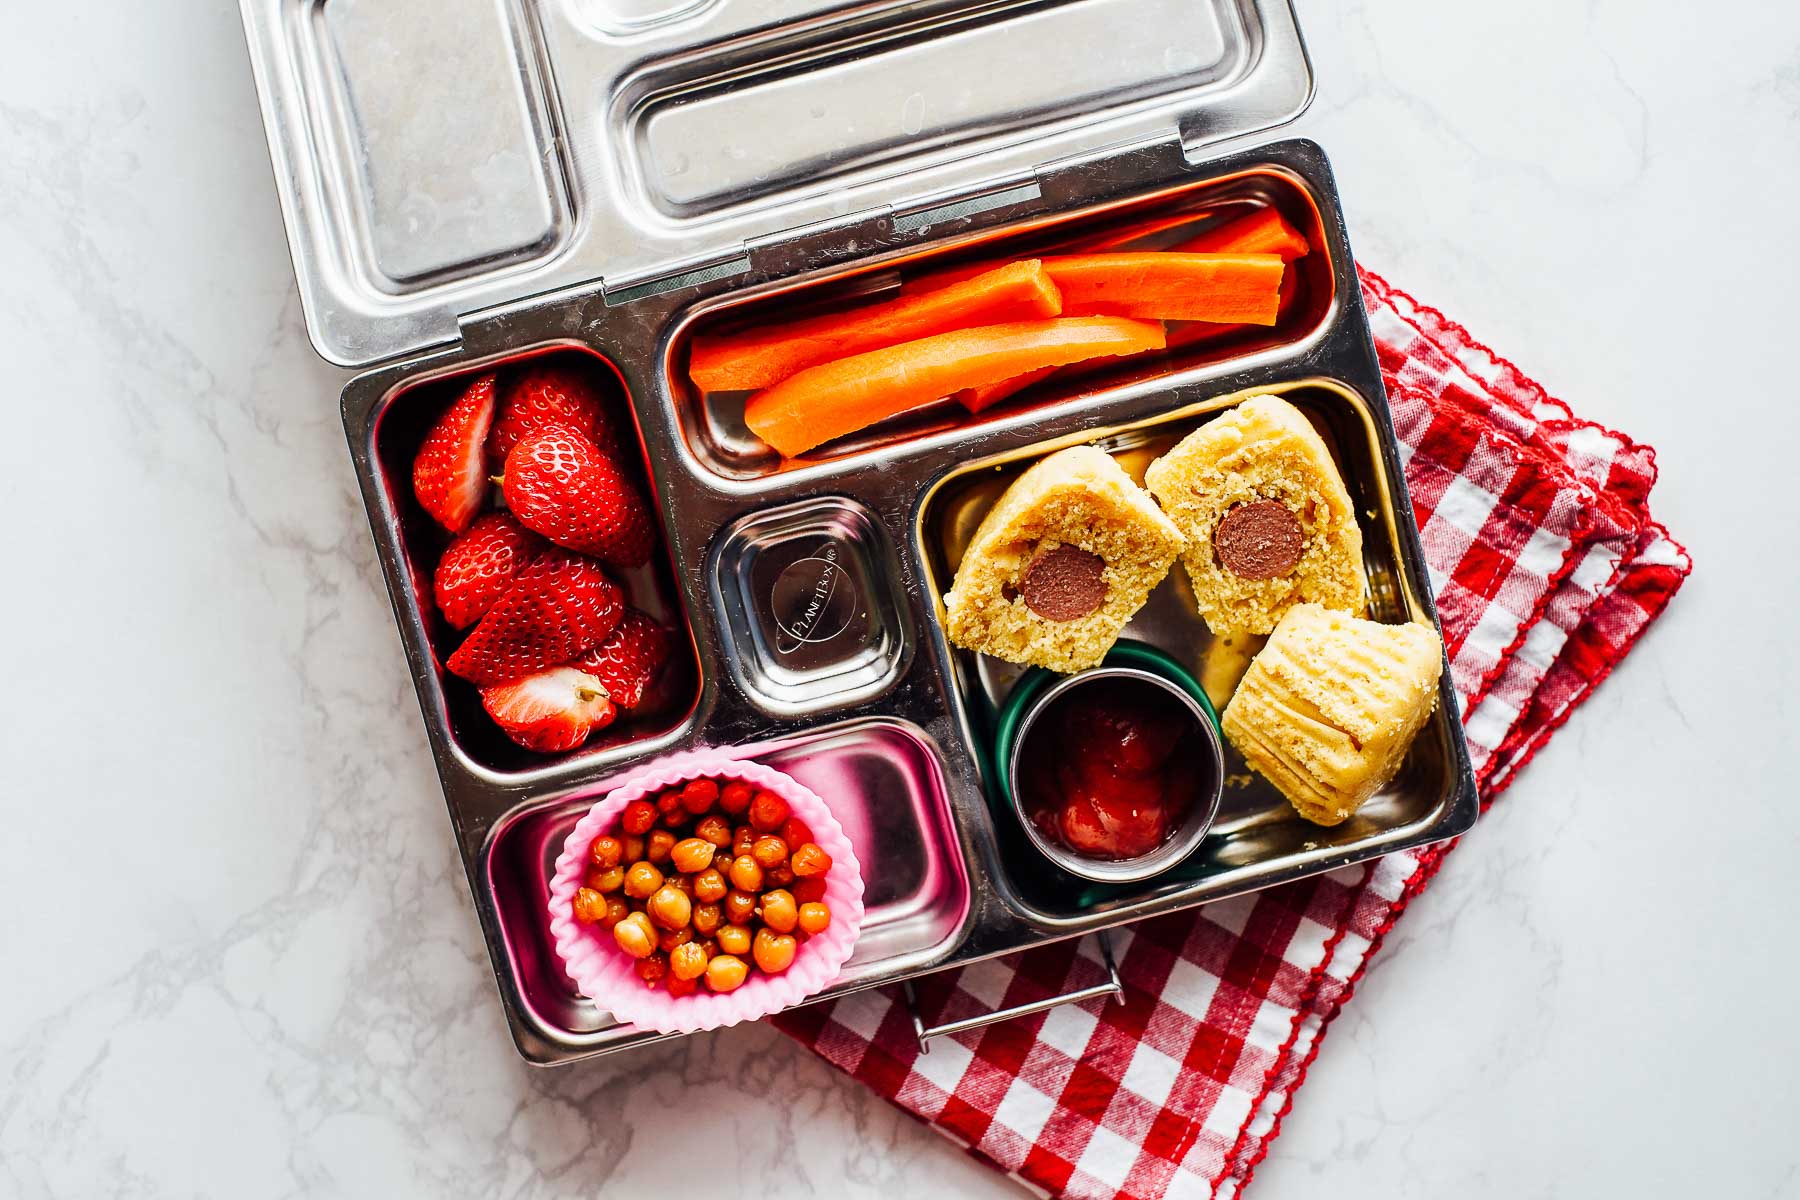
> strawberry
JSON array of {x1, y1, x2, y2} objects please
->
[
  {"x1": 413, "y1": 373, "x2": 497, "y2": 532},
  {"x1": 446, "y1": 548, "x2": 622, "y2": 685},
  {"x1": 480, "y1": 666, "x2": 617, "y2": 753},
  {"x1": 487, "y1": 362, "x2": 623, "y2": 471},
  {"x1": 502, "y1": 427, "x2": 655, "y2": 569},
  {"x1": 433, "y1": 512, "x2": 546, "y2": 629},
  {"x1": 573, "y1": 610, "x2": 675, "y2": 709}
]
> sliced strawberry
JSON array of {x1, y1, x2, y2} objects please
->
[
  {"x1": 433, "y1": 512, "x2": 547, "y2": 629},
  {"x1": 480, "y1": 666, "x2": 617, "y2": 753},
  {"x1": 446, "y1": 548, "x2": 623, "y2": 685},
  {"x1": 502, "y1": 427, "x2": 655, "y2": 569},
  {"x1": 487, "y1": 363, "x2": 624, "y2": 471},
  {"x1": 573, "y1": 610, "x2": 675, "y2": 709},
  {"x1": 413, "y1": 373, "x2": 497, "y2": 532}
]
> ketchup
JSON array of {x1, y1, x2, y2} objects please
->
[{"x1": 1019, "y1": 677, "x2": 1204, "y2": 861}]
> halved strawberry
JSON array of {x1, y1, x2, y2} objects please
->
[
  {"x1": 487, "y1": 362, "x2": 623, "y2": 471},
  {"x1": 446, "y1": 548, "x2": 622, "y2": 685},
  {"x1": 413, "y1": 373, "x2": 496, "y2": 532},
  {"x1": 502, "y1": 427, "x2": 655, "y2": 569},
  {"x1": 573, "y1": 610, "x2": 675, "y2": 710},
  {"x1": 433, "y1": 512, "x2": 546, "y2": 629},
  {"x1": 480, "y1": 666, "x2": 617, "y2": 753}
]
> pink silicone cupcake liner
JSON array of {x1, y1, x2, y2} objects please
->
[{"x1": 547, "y1": 748, "x2": 865, "y2": 1035}]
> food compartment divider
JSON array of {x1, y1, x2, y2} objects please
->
[{"x1": 339, "y1": 139, "x2": 1477, "y2": 1064}]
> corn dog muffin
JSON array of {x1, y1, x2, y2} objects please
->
[
  {"x1": 1144, "y1": 394, "x2": 1367, "y2": 636},
  {"x1": 1222, "y1": 604, "x2": 1443, "y2": 826},
  {"x1": 944, "y1": 445, "x2": 1185, "y2": 673}
]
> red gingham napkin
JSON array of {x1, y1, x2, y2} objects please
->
[{"x1": 773, "y1": 271, "x2": 1691, "y2": 1199}]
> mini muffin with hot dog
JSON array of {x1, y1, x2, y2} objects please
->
[
  {"x1": 943, "y1": 445, "x2": 1184, "y2": 674},
  {"x1": 1144, "y1": 393, "x2": 1368, "y2": 636}
]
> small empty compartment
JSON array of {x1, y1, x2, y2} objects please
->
[
  {"x1": 626, "y1": 0, "x2": 1246, "y2": 216},
  {"x1": 368, "y1": 347, "x2": 702, "y2": 777},
  {"x1": 483, "y1": 718, "x2": 971, "y2": 1046},
  {"x1": 709, "y1": 496, "x2": 913, "y2": 716},
  {"x1": 917, "y1": 381, "x2": 1464, "y2": 918},
  {"x1": 666, "y1": 168, "x2": 1334, "y2": 480},
  {"x1": 310, "y1": 0, "x2": 572, "y2": 292}
]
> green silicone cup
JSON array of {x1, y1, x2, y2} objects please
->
[{"x1": 987, "y1": 640, "x2": 1225, "y2": 884}]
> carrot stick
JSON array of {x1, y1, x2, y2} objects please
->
[
  {"x1": 744, "y1": 318, "x2": 1166, "y2": 457},
  {"x1": 1166, "y1": 259, "x2": 1305, "y2": 349},
  {"x1": 1170, "y1": 207, "x2": 1310, "y2": 261},
  {"x1": 689, "y1": 260, "x2": 1062, "y2": 393},
  {"x1": 956, "y1": 366, "x2": 1060, "y2": 413},
  {"x1": 1045, "y1": 253, "x2": 1285, "y2": 325}
]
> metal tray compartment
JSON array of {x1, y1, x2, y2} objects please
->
[
  {"x1": 917, "y1": 379, "x2": 1468, "y2": 919},
  {"x1": 361, "y1": 345, "x2": 704, "y2": 779},
  {"x1": 336, "y1": 139, "x2": 1478, "y2": 1064},
  {"x1": 666, "y1": 167, "x2": 1337, "y2": 481},
  {"x1": 483, "y1": 717, "x2": 971, "y2": 1061}
]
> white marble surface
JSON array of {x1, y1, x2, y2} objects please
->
[{"x1": 1, "y1": 1, "x2": 1793, "y2": 1196}]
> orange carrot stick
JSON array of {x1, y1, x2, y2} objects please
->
[
  {"x1": 1170, "y1": 207, "x2": 1311, "y2": 261},
  {"x1": 689, "y1": 260, "x2": 1062, "y2": 393},
  {"x1": 744, "y1": 318, "x2": 1166, "y2": 457},
  {"x1": 957, "y1": 366, "x2": 1060, "y2": 413},
  {"x1": 1045, "y1": 253, "x2": 1285, "y2": 325},
  {"x1": 1166, "y1": 257, "x2": 1306, "y2": 349}
]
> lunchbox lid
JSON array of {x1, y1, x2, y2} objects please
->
[{"x1": 240, "y1": 0, "x2": 1314, "y2": 367}]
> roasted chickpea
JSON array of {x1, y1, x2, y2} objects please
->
[
  {"x1": 585, "y1": 865, "x2": 625, "y2": 894},
  {"x1": 621, "y1": 834, "x2": 646, "y2": 863},
  {"x1": 621, "y1": 800, "x2": 657, "y2": 835},
  {"x1": 657, "y1": 925, "x2": 693, "y2": 954},
  {"x1": 719, "y1": 780, "x2": 754, "y2": 815},
  {"x1": 613, "y1": 912, "x2": 656, "y2": 958},
  {"x1": 779, "y1": 817, "x2": 814, "y2": 849},
  {"x1": 665, "y1": 972, "x2": 699, "y2": 997},
  {"x1": 692, "y1": 902, "x2": 723, "y2": 936},
  {"x1": 765, "y1": 863, "x2": 794, "y2": 888},
  {"x1": 572, "y1": 887, "x2": 610, "y2": 924},
  {"x1": 791, "y1": 876, "x2": 828, "y2": 905},
  {"x1": 671, "y1": 837, "x2": 715, "y2": 874},
  {"x1": 636, "y1": 952, "x2": 669, "y2": 986},
  {"x1": 670, "y1": 872, "x2": 696, "y2": 897},
  {"x1": 660, "y1": 807, "x2": 686, "y2": 829},
  {"x1": 692, "y1": 868, "x2": 728, "y2": 904},
  {"x1": 695, "y1": 815, "x2": 732, "y2": 848},
  {"x1": 589, "y1": 835, "x2": 625, "y2": 869},
  {"x1": 717, "y1": 924, "x2": 752, "y2": 957},
  {"x1": 748, "y1": 790, "x2": 790, "y2": 833},
  {"x1": 797, "y1": 902, "x2": 832, "y2": 935},
  {"x1": 696, "y1": 936, "x2": 721, "y2": 960},
  {"x1": 727, "y1": 856, "x2": 764, "y2": 892},
  {"x1": 680, "y1": 778, "x2": 720, "y2": 814},
  {"x1": 647, "y1": 884, "x2": 693, "y2": 931},
  {"x1": 706, "y1": 954, "x2": 749, "y2": 992},
  {"x1": 647, "y1": 829, "x2": 677, "y2": 865},
  {"x1": 791, "y1": 842, "x2": 833, "y2": 877},
  {"x1": 670, "y1": 941, "x2": 710, "y2": 981},
  {"x1": 623, "y1": 861, "x2": 665, "y2": 900},
  {"x1": 732, "y1": 825, "x2": 756, "y2": 857},
  {"x1": 602, "y1": 896, "x2": 630, "y2": 930},
  {"x1": 724, "y1": 889, "x2": 759, "y2": 926},
  {"x1": 656, "y1": 790, "x2": 683, "y2": 819},
  {"x1": 753, "y1": 928, "x2": 798, "y2": 974},
  {"x1": 750, "y1": 835, "x2": 788, "y2": 870},
  {"x1": 759, "y1": 888, "x2": 797, "y2": 933}
]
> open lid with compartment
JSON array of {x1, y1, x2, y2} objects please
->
[{"x1": 240, "y1": 0, "x2": 1314, "y2": 367}]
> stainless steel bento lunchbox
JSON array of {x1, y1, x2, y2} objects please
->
[{"x1": 239, "y1": 0, "x2": 1478, "y2": 1065}]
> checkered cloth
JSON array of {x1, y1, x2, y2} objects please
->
[{"x1": 773, "y1": 271, "x2": 1690, "y2": 1199}]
